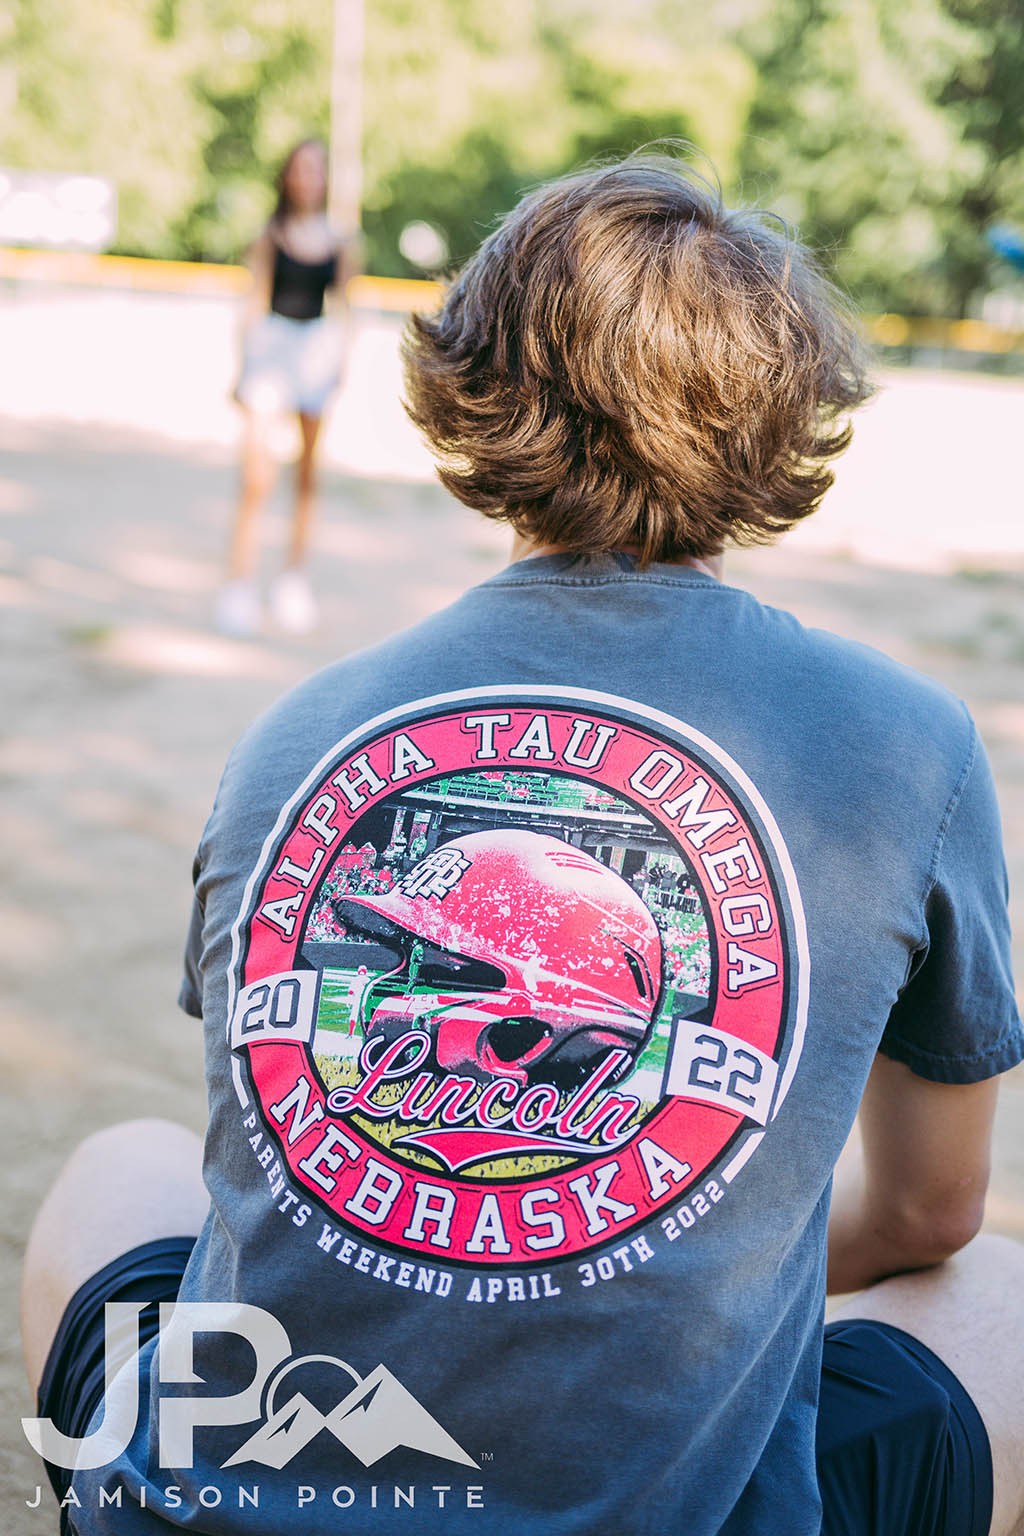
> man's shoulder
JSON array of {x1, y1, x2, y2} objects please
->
[
  {"x1": 743, "y1": 588, "x2": 970, "y2": 742},
  {"x1": 222, "y1": 572, "x2": 974, "y2": 806},
  {"x1": 223, "y1": 600, "x2": 476, "y2": 779}
]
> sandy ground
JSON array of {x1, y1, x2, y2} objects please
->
[{"x1": 1, "y1": 288, "x2": 1024, "y2": 1530}]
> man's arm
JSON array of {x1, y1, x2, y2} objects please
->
[{"x1": 827, "y1": 1051, "x2": 998, "y2": 1295}]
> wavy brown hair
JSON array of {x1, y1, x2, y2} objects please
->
[{"x1": 403, "y1": 153, "x2": 874, "y2": 563}]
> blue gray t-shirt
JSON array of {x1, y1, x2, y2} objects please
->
[{"x1": 72, "y1": 553, "x2": 1022, "y2": 1534}]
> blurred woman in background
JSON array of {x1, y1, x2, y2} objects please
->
[{"x1": 216, "y1": 138, "x2": 357, "y2": 636}]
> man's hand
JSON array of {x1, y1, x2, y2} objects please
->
[{"x1": 827, "y1": 1052, "x2": 997, "y2": 1295}]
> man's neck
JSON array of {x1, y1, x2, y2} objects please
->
[{"x1": 509, "y1": 534, "x2": 723, "y2": 581}]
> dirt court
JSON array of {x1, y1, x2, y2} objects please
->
[{"x1": 2, "y1": 292, "x2": 1024, "y2": 1529}]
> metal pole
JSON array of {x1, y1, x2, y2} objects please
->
[{"x1": 330, "y1": 0, "x2": 365, "y2": 237}]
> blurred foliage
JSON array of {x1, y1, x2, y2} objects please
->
[
  {"x1": 0, "y1": 0, "x2": 1020, "y2": 314},
  {"x1": 361, "y1": 0, "x2": 756, "y2": 272},
  {"x1": 736, "y1": 0, "x2": 1024, "y2": 316}
]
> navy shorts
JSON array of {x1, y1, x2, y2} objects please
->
[
  {"x1": 36, "y1": 1246, "x2": 993, "y2": 1536},
  {"x1": 818, "y1": 1319, "x2": 993, "y2": 1536},
  {"x1": 35, "y1": 1236, "x2": 196, "y2": 1535}
]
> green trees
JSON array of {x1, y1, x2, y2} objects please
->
[
  {"x1": 736, "y1": 0, "x2": 1024, "y2": 315},
  {"x1": 360, "y1": 0, "x2": 756, "y2": 273},
  {"x1": 0, "y1": 0, "x2": 330, "y2": 260},
  {"x1": 0, "y1": 0, "x2": 1019, "y2": 314},
  {"x1": 0, "y1": 0, "x2": 210, "y2": 257}
]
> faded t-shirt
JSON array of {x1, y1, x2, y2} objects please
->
[{"x1": 71, "y1": 553, "x2": 1022, "y2": 1535}]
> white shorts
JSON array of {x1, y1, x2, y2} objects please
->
[{"x1": 235, "y1": 312, "x2": 343, "y2": 417}]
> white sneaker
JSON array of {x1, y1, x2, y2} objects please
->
[
  {"x1": 269, "y1": 569, "x2": 318, "y2": 635},
  {"x1": 214, "y1": 579, "x2": 262, "y2": 637}
]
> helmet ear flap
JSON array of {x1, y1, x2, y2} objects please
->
[
  {"x1": 476, "y1": 1016, "x2": 554, "y2": 1085},
  {"x1": 483, "y1": 1016, "x2": 550, "y2": 1063}
]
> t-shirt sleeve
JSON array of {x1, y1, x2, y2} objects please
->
[
  {"x1": 178, "y1": 855, "x2": 205, "y2": 1020},
  {"x1": 880, "y1": 727, "x2": 1023, "y2": 1083}
]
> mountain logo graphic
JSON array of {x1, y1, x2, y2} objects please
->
[{"x1": 221, "y1": 1354, "x2": 478, "y2": 1471}]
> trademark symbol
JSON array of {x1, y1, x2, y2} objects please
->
[{"x1": 479, "y1": 1450, "x2": 494, "y2": 1462}]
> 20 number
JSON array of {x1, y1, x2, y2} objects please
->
[{"x1": 238, "y1": 977, "x2": 302, "y2": 1036}]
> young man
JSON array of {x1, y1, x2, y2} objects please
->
[{"x1": 22, "y1": 155, "x2": 1024, "y2": 1536}]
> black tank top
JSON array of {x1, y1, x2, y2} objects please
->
[{"x1": 269, "y1": 237, "x2": 338, "y2": 321}]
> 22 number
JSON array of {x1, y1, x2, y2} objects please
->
[{"x1": 688, "y1": 1034, "x2": 763, "y2": 1110}]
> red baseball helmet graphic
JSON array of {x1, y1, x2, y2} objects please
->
[{"x1": 335, "y1": 829, "x2": 663, "y2": 1089}]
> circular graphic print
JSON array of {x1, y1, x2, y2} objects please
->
[{"x1": 229, "y1": 690, "x2": 807, "y2": 1267}]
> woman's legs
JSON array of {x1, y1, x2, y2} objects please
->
[
  {"x1": 21, "y1": 1120, "x2": 207, "y2": 1396},
  {"x1": 229, "y1": 409, "x2": 278, "y2": 580},
  {"x1": 829, "y1": 1233, "x2": 1024, "y2": 1536},
  {"x1": 218, "y1": 406, "x2": 323, "y2": 634},
  {"x1": 267, "y1": 410, "x2": 323, "y2": 633},
  {"x1": 288, "y1": 411, "x2": 323, "y2": 571},
  {"x1": 216, "y1": 409, "x2": 278, "y2": 634}
]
